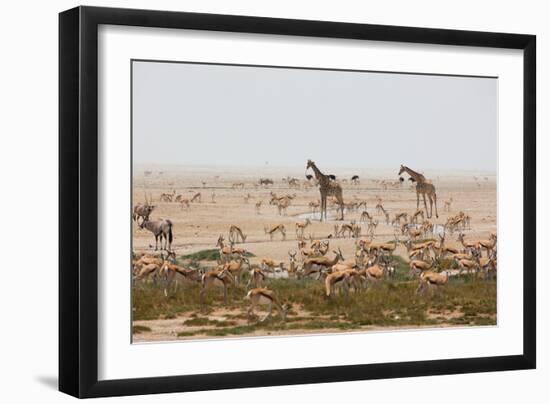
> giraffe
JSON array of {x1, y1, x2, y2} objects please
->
[
  {"x1": 306, "y1": 159, "x2": 344, "y2": 221},
  {"x1": 398, "y1": 165, "x2": 438, "y2": 219}
]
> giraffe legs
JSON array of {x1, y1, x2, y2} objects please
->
[
  {"x1": 422, "y1": 193, "x2": 430, "y2": 218},
  {"x1": 432, "y1": 192, "x2": 439, "y2": 218}
]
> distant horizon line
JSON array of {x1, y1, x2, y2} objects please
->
[{"x1": 132, "y1": 162, "x2": 497, "y2": 175}]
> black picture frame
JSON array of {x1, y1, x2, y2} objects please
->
[{"x1": 59, "y1": 5, "x2": 536, "y2": 398}]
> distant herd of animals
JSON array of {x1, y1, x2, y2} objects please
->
[{"x1": 132, "y1": 161, "x2": 496, "y2": 323}]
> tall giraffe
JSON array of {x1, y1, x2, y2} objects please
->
[
  {"x1": 398, "y1": 165, "x2": 439, "y2": 218},
  {"x1": 306, "y1": 159, "x2": 344, "y2": 221}
]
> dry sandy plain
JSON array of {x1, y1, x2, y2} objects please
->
[{"x1": 132, "y1": 165, "x2": 497, "y2": 342}]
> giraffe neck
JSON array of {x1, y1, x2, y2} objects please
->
[
  {"x1": 310, "y1": 162, "x2": 327, "y2": 182},
  {"x1": 404, "y1": 166, "x2": 426, "y2": 182}
]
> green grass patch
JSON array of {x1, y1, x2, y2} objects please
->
[
  {"x1": 132, "y1": 325, "x2": 151, "y2": 334},
  {"x1": 180, "y1": 249, "x2": 255, "y2": 261},
  {"x1": 133, "y1": 268, "x2": 496, "y2": 337}
]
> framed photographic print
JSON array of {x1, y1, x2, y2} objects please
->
[{"x1": 59, "y1": 6, "x2": 536, "y2": 398}]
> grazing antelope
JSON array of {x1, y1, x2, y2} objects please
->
[
  {"x1": 199, "y1": 268, "x2": 235, "y2": 305},
  {"x1": 228, "y1": 224, "x2": 247, "y2": 244},
  {"x1": 325, "y1": 269, "x2": 359, "y2": 297},
  {"x1": 190, "y1": 192, "x2": 202, "y2": 203},
  {"x1": 255, "y1": 200, "x2": 263, "y2": 214},
  {"x1": 336, "y1": 223, "x2": 355, "y2": 238},
  {"x1": 351, "y1": 175, "x2": 360, "y2": 185},
  {"x1": 243, "y1": 193, "x2": 251, "y2": 204},
  {"x1": 245, "y1": 288, "x2": 287, "y2": 322},
  {"x1": 140, "y1": 218, "x2": 173, "y2": 251},
  {"x1": 295, "y1": 218, "x2": 312, "y2": 240},
  {"x1": 264, "y1": 224, "x2": 286, "y2": 241},
  {"x1": 360, "y1": 210, "x2": 372, "y2": 223}
]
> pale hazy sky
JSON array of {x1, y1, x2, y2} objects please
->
[{"x1": 132, "y1": 60, "x2": 497, "y2": 172}]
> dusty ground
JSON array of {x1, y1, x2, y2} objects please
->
[{"x1": 132, "y1": 165, "x2": 496, "y2": 341}]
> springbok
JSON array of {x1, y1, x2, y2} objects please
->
[
  {"x1": 301, "y1": 248, "x2": 344, "y2": 279},
  {"x1": 199, "y1": 268, "x2": 235, "y2": 305},
  {"x1": 416, "y1": 271, "x2": 451, "y2": 295},
  {"x1": 190, "y1": 192, "x2": 202, "y2": 203},
  {"x1": 295, "y1": 218, "x2": 312, "y2": 240},
  {"x1": 264, "y1": 224, "x2": 286, "y2": 241},
  {"x1": 245, "y1": 288, "x2": 287, "y2": 322},
  {"x1": 228, "y1": 225, "x2": 247, "y2": 244}
]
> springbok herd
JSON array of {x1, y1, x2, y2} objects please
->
[{"x1": 133, "y1": 161, "x2": 496, "y2": 324}]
